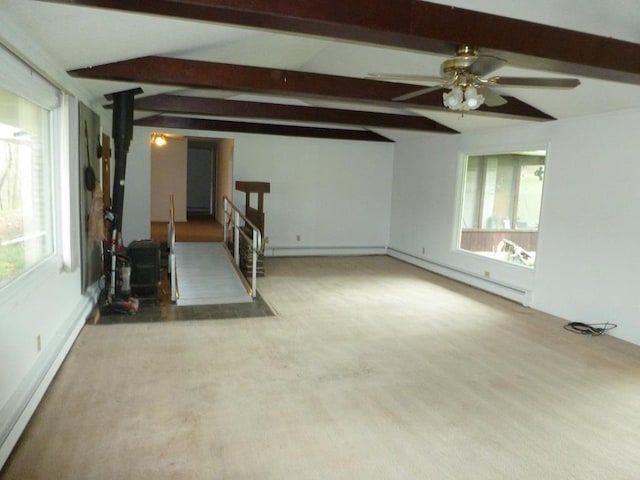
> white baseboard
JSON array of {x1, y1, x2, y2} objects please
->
[
  {"x1": 0, "y1": 288, "x2": 96, "y2": 468},
  {"x1": 388, "y1": 248, "x2": 530, "y2": 306},
  {"x1": 265, "y1": 245, "x2": 388, "y2": 257}
]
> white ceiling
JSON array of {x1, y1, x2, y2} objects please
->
[{"x1": 3, "y1": 0, "x2": 640, "y2": 140}]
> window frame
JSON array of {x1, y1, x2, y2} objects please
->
[
  {"x1": 0, "y1": 44, "x2": 68, "y2": 293},
  {"x1": 464, "y1": 154, "x2": 544, "y2": 231},
  {"x1": 454, "y1": 146, "x2": 548, "y2": 269}
]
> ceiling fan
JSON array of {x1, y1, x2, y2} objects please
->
[{"x1": 369, "y1": 45, "x2": 581, "y2": 111}]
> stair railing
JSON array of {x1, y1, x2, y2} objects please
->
[
  {"x1": 223, "y1": 195, "x2": 262, "y2": 298},
  {"x1": 168, "y1": 193, "x2": 179, "y2": 302}
]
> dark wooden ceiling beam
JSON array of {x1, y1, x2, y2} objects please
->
[
  {"x1": 40, "y1": 0, "x2": 640, "y2": 84},
  {"x1": 129, "y1": 94, "x2": 458, "y2": 134},
  {"x1": 133, "y1": 115, "x2": 394, "y2": 142},
  {"x1": 70, "y1": 56, "x2": 554, "y2": 121}
]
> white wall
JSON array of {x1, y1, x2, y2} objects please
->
[
  {"x1": 0, "y1": 17, "x2": 106, "y2": 467},
  {"x1": 234, "y1": 134, "x2": 393, "y2": 255},
  {"x1": 390, "y1": 109, "x2": 640, "y2": 345},
  {"x1": 215, "y1": 139, "x2": 234, "y2": 223},
  {"x1": 533, "y1": 110, "x2": 640, "y2": 345},
  {"x1": 150, "y1": 137, "x2": 188, "y2": 222},
  {"x1": 122, "y1": 131, "x2": 152, "y2": 244},
  {"x1": 125, "y1": 128, "x2": 394, "y2": 255}
]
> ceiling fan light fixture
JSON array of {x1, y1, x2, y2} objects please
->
[
  {"x1": 373, "y1": 45, "x2": 579, "y2": 111},
  {"x1": 442, "y1": 85, "x2": 485, "y2": 111}
]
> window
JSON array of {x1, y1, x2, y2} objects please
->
[
  {"x1": 0, "y1": 46, "x2": 60, "y2": 288},
  {"x1": 458, "y1": 151, "x2": 546, "y2": 267},
  {"x1": 0, "y1": 87, "x2": 53, "y2": 287}
]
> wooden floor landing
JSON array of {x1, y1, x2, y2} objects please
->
[{"x1": 150, "y1": 216, "x2": 223, "y2": 243}]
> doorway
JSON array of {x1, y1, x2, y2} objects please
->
[
  {"x1": 149, "y1": 136, "x2": 234, "y2": 243},
  {"x1": 187, "y1": 141, "x2": 216, "y2": 218}
]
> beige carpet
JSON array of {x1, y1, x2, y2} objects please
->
[{"x1": 4, "y1": 256, "x2": 640, "y2": 479}]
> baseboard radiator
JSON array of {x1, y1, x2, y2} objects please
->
[
  {"x1": 0, "y1": 290, "x2": 95, "y2": 468},
  {"x1": 388, "y1": 248, "x2": 531, "y2": 306},
  {"x1": 265, "y1": 245, "x2": 388, "y2": 257}
]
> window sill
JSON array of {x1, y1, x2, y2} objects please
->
[{"x1": 0, "y1": 255, "x2": 66, "y2": 310}]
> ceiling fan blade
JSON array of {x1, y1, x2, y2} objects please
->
[
  {"x1": 468, "y1": 55, "x2": 507, "y2": 76},
  {"x1": 393, "y1": 85, "x2": 443, "y2": 102},
  {"x1": 368, "y1": 73, "x2": 444, "y2": 83},
  {"x1": 490, "y1": 77, "x2": 581, "y2": 88},
  {"x1": 479, "y1": 87, "x2": 508, "y2": 107}
]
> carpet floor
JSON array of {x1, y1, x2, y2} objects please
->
[{"x1": 3, "y1": 255, "x2": 640, "y2": 479}]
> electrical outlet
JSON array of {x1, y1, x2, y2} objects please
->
[
  {"x1": 296, "y1": 234, "x2": 301, "y2": 242},
  {"x1": 484, "y1": 271, "x2": 491, "y2": 278},
  {"x1": 37, "y1": 335, "x2": 42, "y2": 353},
  {"x1": 422, "y1": 247, "x2": 425, "y2": 255}
]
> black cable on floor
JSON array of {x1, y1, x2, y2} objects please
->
[{"x1": 563, "y1": 322, "x2": 617, "y2": 336}]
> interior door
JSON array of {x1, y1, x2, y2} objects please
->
[{"x1": 186, "y1": 144, "x2": 215, "y2": 216}]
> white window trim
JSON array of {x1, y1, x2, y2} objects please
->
[
  {"x1": 453, "y1": 144, "x2": 550, "y2": 270},
  {"x1": 0, "y1": 45, "x2": 60, "y2": 110},
  {"x1": 0, "y1": 43, "x2": 70, "y2": 293},
  {"x1": 57, "y1": 95, "x2": 80, "y2": 272}
]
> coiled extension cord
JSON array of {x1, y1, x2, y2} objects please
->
[{"x1": 563, "y1": 322, "x2": 617, "y2": 336}]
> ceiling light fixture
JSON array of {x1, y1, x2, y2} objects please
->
[
  {"x1": 442, "y1": 82, "x2": 485, "y2": 111},
  {"x1": 151, "y1": 133, "x2": 167, "y2": 147}
]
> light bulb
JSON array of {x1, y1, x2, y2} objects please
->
[
  {"x1": 152, "y1": 133, "x2": 167, "y2": 147},
  {"x1": 443, "y1": 86, "x2": 464, "y2": 109},
  {"x1": 463, "y1": 86, "x2": 485, "y2": 110}
]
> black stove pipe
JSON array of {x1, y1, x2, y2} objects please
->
[{"x1": 105, "y1": 87, "x2": 143, "y2": 233}]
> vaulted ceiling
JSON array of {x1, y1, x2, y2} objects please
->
[{"x1": 5, "y1": 0, "x2": 640, "y2": 141}]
